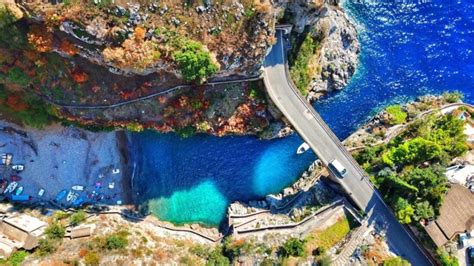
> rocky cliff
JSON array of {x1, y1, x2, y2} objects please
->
[{"x1": 283, "y1": 0, "x2": 360, "y2": 101}]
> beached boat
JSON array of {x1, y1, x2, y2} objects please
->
[
  {"x1": 55, "y1": 189, "x2": 67, "y2": 202},
  {"x1": 296, "y1": 142, "x2": 310, "y2": 154},
  {"x1": 4, "y1": 182, "x2": 17, "y2": 194},
  {"x1": 72, "y1": 185, "x2": 84, "y2": 191},
  {"x1": 15, "y1": 186, "x2": 23, "y2": 195},
  {"x1": 66, "y1": 191, "x2": 75, "y2": 202},
  {"x1": 72, "y1": 197, "x2": 84, "y2": 207}
]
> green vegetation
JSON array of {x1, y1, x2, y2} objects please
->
[
  {"x1": 305, "y1": 216, "x2": 356, "y2": 251},
  {"x1": 385, "y1": 105, "x2": 407, "y2": 125},
  {"x1": 355, "y1": 112, "x2": 468, "y2": 223},
  {"x1": 37, "y1": 238, "x2": 58, "y2": 256},
  {"x1": 84, "y1": 251, "x2": 100, "y2": 265},
  {"x1": 173, "y1": 40, "x2": 218, "y2": 82},
  {"x1": 45, "y1": 222, "x2": 65, "y2": 240},
  {"x1": 0, "y1": 250, "x2": 28, "y2": 266},
  {"x1": 383, "y1": 256, "x2": 411, "y2": 266},
  {"x1": 105, "y1": 234, "x2": 128, "y2": 250},
  {"x1": 175, "y1": 125, "x2": 196, "y2": 138},
  {"x1": 5, "y1": 67, "x2": 30, "y2": 87},
  {"x1": 69, "y1": 210, "x2": 86, "y2": 226},
  {"x1": 289, "y1": 33, "x2": 321, "y2": 96},
  {"x1": 437, "y1": 249, "x2": 459, "y2": 266},
  {"x1": 442, "y1": 91, "x2": 464, "y2": 103},
  {"x1": 280, "y1": 238, "x2": 307, "y2": 257}
]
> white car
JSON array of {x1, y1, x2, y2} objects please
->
[
  {"x1": 37, "y1": 188, "x2": 45, "y2": 197},
  {"x1": 12, "y1": 165, "x2": 24, "y2": 171},
  {"x1": 329, "y1": 159, "x2": 347, "y2": 177}
]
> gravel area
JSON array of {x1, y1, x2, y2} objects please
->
[{"x1": 0, "y1": 122, "x2": 131, "y2": 207}]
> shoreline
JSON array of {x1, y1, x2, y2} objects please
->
[{"x1": 116, "y1": 130, "x2": 133, "y2": 206}]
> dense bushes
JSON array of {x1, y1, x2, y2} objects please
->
[
  {"x1": 289, "y1": 33, "x2": 322, "y2": 96},
  {"x1": 69, "y1": 210, "x2": 86, "y2": 226},
  {"x1": 280, "y1": 238, "x2": 307, "y2": 257},
  {"x1": 173, "y1": 40, "x2": 218, "y2": 83},
  {"x1": 355, "y1": 112, "x2": 468, "y2": 223},
  {"x1": 385, "y1": 105, "x2": 407, "y2": 125}
]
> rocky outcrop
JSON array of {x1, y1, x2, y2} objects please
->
[
  {"x1": 282, "y1": 1, "x2": 360, "y2": 101},
  {"x1": 307, "y1": 5, "x2": 359, "y2": 101}
]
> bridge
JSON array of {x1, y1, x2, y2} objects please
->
[{"x1": 262, "y1": 27, "x2": 432, "y2": 265}]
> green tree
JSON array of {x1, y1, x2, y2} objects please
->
[
  {"x1": 6, "y1": 67, "x2": 30, "y2": 87},
  {"x1": 383, "y1": 256, "x2": 411, "y2": 266},
  {"x1": 105, "y1": 234, "x2": 128, "y2": 250},
  {"x1": 69, "y1": 210, "x2": 86, "y2": 226},
  {"x1": 382, "y1": 137, "x2": 442, "y2": 167},
  {"x1": 441, "y1": 91, "x2": 464, "y2": 103},
  {"x1": 386, "y1": 105, "x2": 407, "y2": 125},
  {"x1": 173, "y1": 40, "x2": 218, "y2": 82},
  {"x1": 403, "y1": 166, "x2": 448, "y2": 211},
  {"x1": 206, "y1": 246, "x2": 230, "y2": 266},
  {"x1": 45, "y1": 223, "x2": 65, "y2": 240},
  {"x1": 394, "y1": 198, "x2": 415, "y2": 224},
  {"x1": 437, "y1": 249, "x2": 459, "y2": 266},
  {"x1": 280, "y1": 238, "x2": 306, "y2": 257},
  {"x1": 413, "y1": 201, "x2": 435, "y2": 221}
]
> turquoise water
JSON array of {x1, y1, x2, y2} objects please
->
[
  {"x1": 131, "y1": 133, "x2": 315, "y2": 226},
  {"x1": 133, "y1": 0, "x2": 474, "y2": 226}
]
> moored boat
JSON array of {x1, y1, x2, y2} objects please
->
[
  {"x1": 4, "y1": 182, "x2": 17, "y2": 194},
  {"x1": 15, "y1": 186, "x2": 23, "y2": 195},
  {"x1": 55, "y1": 189, "x2": 67, "y2": 202},
  {"x1": 296, "y1": 142, "x2": 310, "y2": 154}
]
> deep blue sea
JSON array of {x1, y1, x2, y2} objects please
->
[{"x1": 132, "y1": 0, "x2": 474, "y2": 226}]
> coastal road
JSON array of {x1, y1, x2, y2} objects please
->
[{"x1": 263, "y1": 27, "x2": 432, "y2": 265}]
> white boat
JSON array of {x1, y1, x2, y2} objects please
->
[
  {"x1": 296, "y1": 142, "x2": 310, "y2": 154},
  {"x1": 108, "y1": 182, "x2": 115, "y2": 189},
  {"x1": 112, "y1": 168, "x2": 120, "y2": 174},
  {"x1": 38, "y1": 188, "x2": 45, "y2": 197},
  {"x1": 72, "y1": 185, "x2": 84, "y2": 191},
  {"x1": 66, "y1": 191, "x2": 75, "y2": 202},
  {"x1": 1, "y1": 153, "x2": 6, "y2": 164},
  {"x1": 4, "y1": 182, "x2": 17, "y2": 194}
]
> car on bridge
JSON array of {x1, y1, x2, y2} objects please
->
[{"x1": 329, "y1": 159, "x2": 347, "y2": 178}]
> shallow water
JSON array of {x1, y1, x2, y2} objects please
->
[{"x1": 132, "y1": 0, "x2": 474, "y2": 226}]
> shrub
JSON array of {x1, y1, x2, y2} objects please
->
[
  {"x1": 105, "y1": 234, "x2": 128, "y2": 250},
  {"x1": 437, "y1": 249, "x2": 459, "y2": 266},
  {"x1": 383, "y1": 256, "x2": 410, "y2": 266},
  {"x1": 385, "y1": 105, "x2": 407, "y2": 125},
  {"x1": 289, "y1": 33, "x2": 321, "y2": 96},
  {"x1": 45, "y1": 223, "x2": 65, "y2": 240},
  {"x1": 0, "y1": 250, "x2": 29, "y2": 266},
  {"x1": 175, "y1": 125, "x2": 196, "y2": 138},
  {"x1": 206, "y1": 246, "x2": 230, "y2": 266},
  {"x1": 84, "y1": 251, "x2": 100, "y2": 265},
  {"x1": 394, "y1": 198, "x2": 415, "y2": 224},
  {"x1": 280, "y1": 238, "x2": 306, "y2": 257},
  {"x1": 37, "y1": 238, "x2": 57, "y2": 256},
  {"x1": 441, "y1": 91, "x2": 464, "y2": 103},
  {"x1": 6, "y1": 67, "x2": 30, "y2": 87},
  {"x1": 173, "y1": 40, "x2": 218, "y2": 82},
  {"x1": 69, "y1": 211, "x2": 86, "y2": 226}
]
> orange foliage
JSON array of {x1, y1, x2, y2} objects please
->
[
  {"x1": 134, "y1": 27, "x2": 146, "y2": 42},
  {"x1": 71, "y1": 70, "x2": 89, "y2": 83},
  {"x1": 59, "y1": 39, "x2": 79, "y2": 56},
  {"x1": 79, "y1": 248, "x2": 88, "y2": 258},
  {"x1": 27, "y1": 25, "x2": 53, "y2": 53},
  {"x1": 6, "y1": 95, "x2": 29, "y2": 112}
]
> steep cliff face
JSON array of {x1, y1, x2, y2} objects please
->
[
  {"x1": 19, "y1": 0, "x2": 276, "y2": 81},
  {"x1": 283, "y1": 0, "x2": 360, "y2": 101}
]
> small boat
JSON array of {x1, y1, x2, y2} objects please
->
[
  {"x1": 5, "y1": 154, "x2": 12, "y2": 166},
  {"x1": 72, "y1": 197, "x2": 84, "y2": 207},
  {"x1": 15, "y1": 186, "x2": 23, "y2": 195},
  {"x1": 108, "y1": 182, "x2": 115, "y2": 189},
  {"x1": 112, "y1": 168, "x2": 120, "y2": 174},
  {"x1": 12, "y1": 164, "x2": 24, "y2": 171},
  {"x1": 1, "y1": 153, "x2": 6, "y2": 164},
  {"x1": 4, "y1": 182, "x2": 17, "y2": 194},
  {"x1": 38, "y1": 188, "x2": 45, "y2": 197},
  {"x1": 296, "y1": 142, "x2": 310, "y2": 154},
  {"x1": 72, "y1": 185, "x2": 84, "y2": 191},
  {"x1": 55, "y1": 189, "x2": 68, "y2": 202},
  {"x1": 66, "y1": 191, "x2": 75, "y2": 202}
]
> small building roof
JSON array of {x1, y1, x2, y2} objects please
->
[
  {"x1": 68, "y1": 224, "x2": 95, "y2": 239},
  {"x1": 425, "y1": 184, "x2": 474, "y2": 247},
  {"x1": 3, "y1": 215, "x2": 47, "y2": 234}
]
